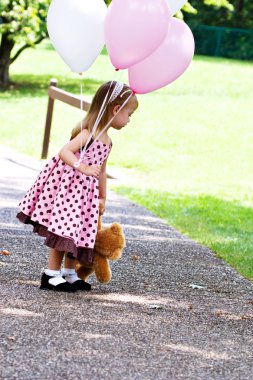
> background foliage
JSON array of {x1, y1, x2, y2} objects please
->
[{"x1": 185, "y1": 0, "x2": 253, "y2": 29}]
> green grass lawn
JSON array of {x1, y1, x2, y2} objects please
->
[{"x1": 1, "y1": 40, "x2": 253, "y2": 280}]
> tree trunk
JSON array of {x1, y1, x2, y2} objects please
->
[
  {"x1": 235, "y1": 0, "x2": 244, "y2": 13},
  {"x1": 0, "y1": 33, "x2": 15, "y2": 87}
]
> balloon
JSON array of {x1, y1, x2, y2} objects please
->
[
  {"x1": 168, "y1": 0, "x2": 187, "y2": 15},
  {"x1": 104, "y1": 0, "x2": 171, "y2": 70},
  {"x1": 128, "y1": 18, "x2": 195, "y2": 94},
  {"x1": 47, "y1": 0, "x2": 107, "y2": 73}
]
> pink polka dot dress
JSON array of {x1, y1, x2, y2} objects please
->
[{"x1": 17, "y1": 139, "x2": 112, "y2": 264}]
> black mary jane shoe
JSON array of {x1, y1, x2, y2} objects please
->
[
  {"x1": 40, "y1": 273, "x2": 77, "y2": 293},
  {"x1": 71, "y1": 279, "x2": 92, "y2": 291}
]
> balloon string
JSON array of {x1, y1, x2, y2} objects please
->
[
  {"x1": 80, "y1": 82, "x2": 114, "y2": 159},
  {"x1": 79, "y1": 71, "x2": 130, "y2": 160},
  {"x1": 80, "y1": 73, "x2": 83, "y2": 154}
]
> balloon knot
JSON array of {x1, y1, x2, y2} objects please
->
[{"x1": 115, "y1": 68, "x2": 119, "y2": 71}]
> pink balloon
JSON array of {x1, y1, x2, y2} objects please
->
[
  {"x1": 128, "y1": 18, "x2": 195, "y2": 94},
  {"x1": 104, "y1": 0, "x2": 171, "y2": 70}
]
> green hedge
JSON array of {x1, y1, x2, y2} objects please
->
[{"x1": 190, "y1": 24, "x2": 253, "y2": 60}]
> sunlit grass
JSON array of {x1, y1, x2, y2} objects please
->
[{"x1": 115, "y1": 187, "x2": 253, "y2": 280}]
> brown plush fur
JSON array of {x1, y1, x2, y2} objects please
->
[{"x1": 76, "y1": 217, "x2": 125, "y2": 283}]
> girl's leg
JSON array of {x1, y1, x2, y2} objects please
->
[
  {"x1": 62, "y1": 253, "x2": 91, "y2": 291},
  {"x1": 64, "y1": 253, "x2": 77, "y2": 269},
  {"x1": 48, "y1": 249, "x2": 65, "y2": 270}
]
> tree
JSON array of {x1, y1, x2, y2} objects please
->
[
  {"x1": 0, "y1": 0, "x2": 50, "y2": 87},
  {"x1": 230, "y1": 0, "x2": 253, "y2": 29},
  {"x1": 184, "y1": 0, "x2": 253, "y2": 29}
]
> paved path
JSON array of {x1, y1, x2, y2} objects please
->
[{"x1": 0, "y1": 147, "x2": 253, "y2": 380}]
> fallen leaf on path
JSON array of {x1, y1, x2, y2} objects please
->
[
  {"x1": 7, "y1": 336, "x2": 16, "y2": 341},
  {"x1": 215, "y1": 310, "x2": 251, "y2": 321},
  {"x1": 0, "y1": 250, "x2": 11, "y2": 256},
  {"x1": 241, "y1": 315, "x2": 251, "y2": 320},
  {"x1": 131, "y1": 255, "x2": 140, "y2": 261}
]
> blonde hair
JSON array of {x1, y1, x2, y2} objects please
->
[{"x1": 71, "y1": 81, "x2": 137, "y2": 139}]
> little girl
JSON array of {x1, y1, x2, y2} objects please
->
[{"x1": 17, "y1": 81, "x2": 138, "y2": 292}]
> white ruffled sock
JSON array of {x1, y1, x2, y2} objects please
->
[
  {"x1": 44, "y1": 269, "x2": 66, "y2": 286},
  {"x1": 62, "y1": 268, "x2": 81, "y2": 284}
]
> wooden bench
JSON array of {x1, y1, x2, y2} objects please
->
[{"x1": 41, "y1": 79, "x2": 90, "y2": 159}]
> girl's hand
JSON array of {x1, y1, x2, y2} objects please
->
[{"x1": 81, "y1": 164, "x2": 101, "y2": 178}]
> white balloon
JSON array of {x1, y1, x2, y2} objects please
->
[
  {"x1": 168, "y1": 0, "x2": 187, "y2": 15},
  {"x1": 47, "y1": 0, "x2": 107, "y2": 73}
]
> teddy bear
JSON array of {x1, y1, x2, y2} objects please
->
[{"x1": 76, "y1": 215, "x2": 125, "y2": 284}]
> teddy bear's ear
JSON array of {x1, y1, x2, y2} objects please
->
[{"x1": 111, "y1": 223, "x2": 123, "y2": 234}]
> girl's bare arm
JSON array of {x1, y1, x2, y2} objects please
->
[
  {"x1": 99, "y1": 158, "x2": 108, "y2": 215},
  {"x1": 59, "y1": 130, "x2": 101, "y2": 178}
]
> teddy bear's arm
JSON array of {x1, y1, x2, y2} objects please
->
[{"x1": 94, "y1": 255, "x2": 112, "y2": 284}]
